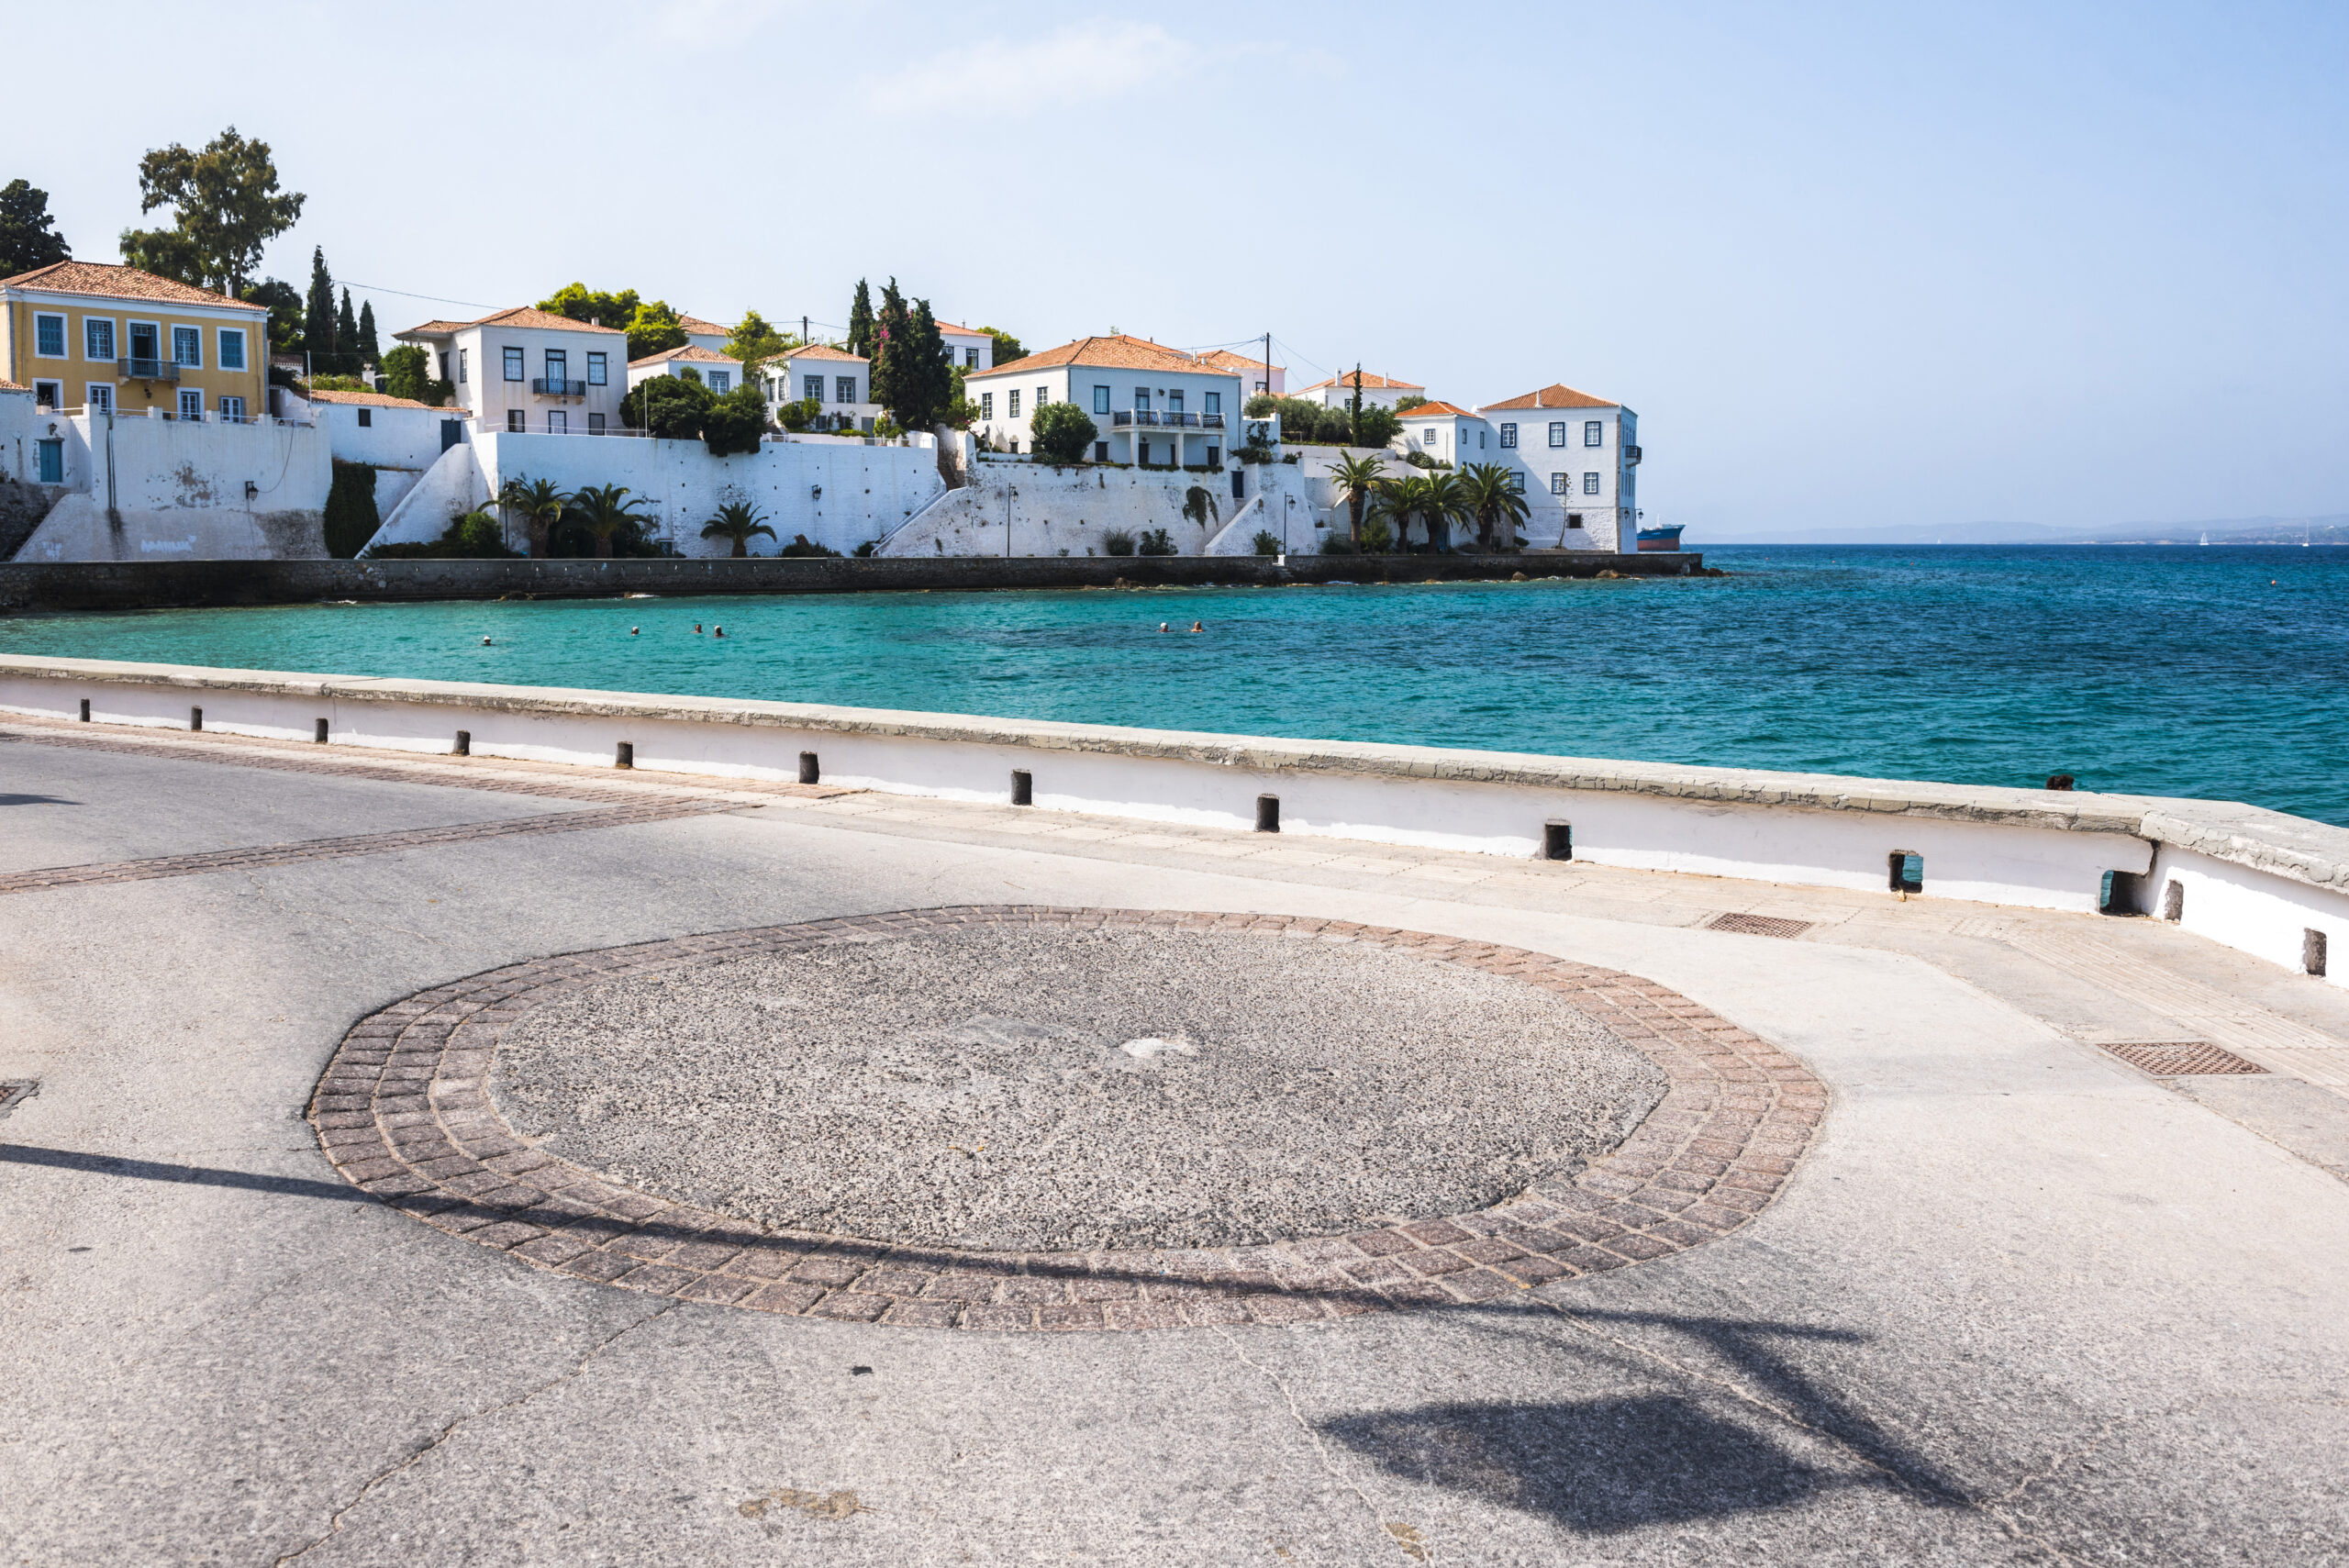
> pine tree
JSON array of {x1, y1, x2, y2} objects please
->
[
  {"x1": 901, "y1": 298, "x2": 954, "y2": 432},
  {"x1": 846, "y1": 278, "x2": 874, "y2": 359},
  {"x1": 335, "y1": 288, "x2": 359, "y2": 372},
  {"x1": 870, "y1": 278, "x2": 910, "y2": 420},
  {"x1": 1350, "y1": 364, "x2": 1364, "y2": 448},
  {"x1": 303, "y1": 247, "x2": 336, "y2": 364},
  {"x1": 356, "y1": 299, "x2": 380, "y2": 364}
]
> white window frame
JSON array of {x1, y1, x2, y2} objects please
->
[
  {"x1": 33, "y1": 312, "x2": 67, "y2": 359},
  {"x1": 218, "y1": 395, "x2": 246, "y2": 421},
  {"x1": 1583, "y1": 472, "x2": 1601, "y2": 495},
  {"x1": 979, "y1": 392, "x2": 994, "y2": 419},
  {"x1": 33, "y1": 379, "x2": 62, "y2": 408},
  {"x1": 1586, "y1": 420, "x2": 1604, "y2": 447},
  {"x1": 503, "y1": 346, "x2": 525, "y2": 382},
  {"x1": 804, "y1": 374, "x2": 822, "y2": 402},
  {"x1": 172, "y1": 325, "x2": 203, "y2": 368},
  {"x1": 84, "y1": 317, "x2": 117, "y2": 362},
  {"x1": 548, "y1": 410, "x2": 567, "y2": 434},
  {"x1": 835, "y1": 375, "x2": 856, "y2": 404},
  {"x1": 177, "y1": 388, "x2": 204, "y2": 419},
  {"x1": 457, "y1": 349, "x2": 468, "y2": 384},
  {"x1": 1008, "y1": 390, "x2": 1020, "y2": 418},
  {"x1": 965, "y1": 348, "x2": 978, "y2": 368},
  {"x1": 709, "y1": 371, "x2": 730, "y2": 394},
  {"x1": 86, "y1": 382, "x2": 115, "y2": 414},
  {"x1": 1424, "y1": 428, "x2": 1439, "y2": 444},
  {"x1": 1499, "y1": 422, "x2": 1517, "y2": 448},
  {"x1": 1036, "y1": 384, "x2": 1049, "y2": 411},
  {"x1": 1203, "y1": 391, "x2": 1220, "y2": 416},
  {"x1": 1547, "y1": 421, "x2": 1566, "y2": 448},
  {"x1": 1093, "y1": 384, "x2": 1110, "y2": 415},
  {"x1": 217, "y1": 327, "x2": 247, "y2": 372},
  {"x1": 126, "y1": 319, "x2": 161, "y2": 369}
]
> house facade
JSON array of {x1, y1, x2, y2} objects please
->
[
  {"x1": 965, "y1": 336, "x2": 1241, "y2": 466},
  {"x1": 934, "y1": 322, "x2": 996, "y2": 373},
  {"x1": 1471, "y1": 384, "x2": 1640, "y2": 550},
  {"x1": 0, "y1": 261, "x2": 269, "y2": 422},
  {"x1": 628, "y1": 344, "x2": 743, "y2": 394},
  {"x1": 776, "y1": 344, "x2": 874, "y2": 432},
  {"x1": 1295, "y1": 370, "x2": 1423, "y2": 411},
  {"x1": 1395, "y1": 401, "x2": 1488, "y2": 466},
  {"x1": 1195, "y1": 349, "x2": 1284, "y2": 397},
  {"x1": 394, "y1": 307, "x2": 626, "y2": 436},
  {"x1": 678, "y1": 315, "x2": 729, "y2": 355}
]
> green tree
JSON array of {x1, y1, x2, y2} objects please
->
[
  {"x1": 1030, "y1": 401, "x2": 1099, "y2": 463},
  {"x1": 1348, "y1": 365, "x2": 1365, "y2": 446},
  {"x1": 621, "y1": 373, "x2": 713, "y2": 439},
  {"x1": 117, "y1": 127, "x2": 304, "y2": 295},
  {"x1": 895, "y1": 299, "x2": 955, "y2": 432},
  {"x1": 0, "y1": 180, "x2": 71, "y2": 273},
  {"x1": 700, "y1": 500, "x2": 776, "y2": 558},
  {"x1": 565, "y1": 484, "x2": 655, "y2": 560},
  {"x1": 979, "y1": 326, "x2": 1024, "y2": 367},
  {"x1": 323, "y1": 460, "x2": 381, "y2": 558},
  {"x1": 335, "y1": 287, "x2": 360, "y2": 371},
  {"x1": 868, "y1": 278, "x2": 911, "y2": 419},
  {"x1": 1394, "y1": 395, "x2": 1429, "y2": 413},
  {"x1": 1326, "y1": 450, "x2": 1386, "y2": 544},
  {"x1": 724, "y1": 310, "x2": 797, "y2": 387},
  {"x1": 1459, "y1": 462, "x2": 1531, "y2": 551},
  {"x1": 498, "y1": 475, "x2": 573, "y2": 559},
  {"x1": 380, "y1": 343, "x2": 450, "y2": 406},
  {"x1": 623, "y1": 299, "x2": 685, "y2": 361},
  {"x1": 701, "y1": 384, "x2": 770, "y2": 458},
  {"x1": 239, "y1": 277, "x2": 304, "y2": 354},
  {"x1": 355, "y1": 299, "x2": 380, "y2": 364},
  {"x1": 303, "y1": 248, "x2": 336, "y2": 365},
  {"x1": 846, "y1": 278, "x2": 874, "y2": 358},
  {"x1": 537, "y1": 282, "x2": 642, "y2": 330},
  {"x1": 1353, "y1": 403, "x2": 1402, "y2": 449}
]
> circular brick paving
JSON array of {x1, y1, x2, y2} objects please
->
[{"x1": 309, "y1": 908, "x2": 1826, "y2": 1331}]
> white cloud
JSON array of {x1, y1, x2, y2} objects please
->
[{"x1": 863, "y1": 22, "x2": 1196, "y2": 117}]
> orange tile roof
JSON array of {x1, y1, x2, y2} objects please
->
[
  {"x1": 933, "y1": 321, "x2": 986, "y2": 338},
  {"x1": 1479, "y1": 383, "x2": 1618, "y2": 411},
  {"x1": 0, "y1": 261, "x2": 266, "y2": 312},
  {"x1": 396, "y1": 306, "x2": 623, "y2": 338},
  {"x1": 1195, "y1": 349, "x2": 1284, "y2": 373},
  {"x1": 973, "y1": 334, "x2": 1241, "y2": 380},
  {"x1": 677, "y1": 315, "x2": 728, "y2": 336},
  {"x1": 629, "y1": 344, "x2": 740, "y2": 367},
  {"x1": 306, "y1": 387, "x2": 454, "y2": 411},
  {"x1": 1297, "y1": 370, "x2": 1422, "y2": 393},
  {"x1": 0, "y1": 378, "x2": 27, "y2": 393},
  {"x1": 1403, "y1": 400, "x2": 1474, "y2": 417},
  {"x1": 787, "y1": 343, "x2": 867, "y2": 363}
]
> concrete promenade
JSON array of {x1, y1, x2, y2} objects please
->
[{"x1": 2, "y1": 717, "x2": 2346, "y2": 1564}]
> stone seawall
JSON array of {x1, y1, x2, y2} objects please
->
[{"x1": 0, "y1": 551, "x2": 1705, "y2": 612}]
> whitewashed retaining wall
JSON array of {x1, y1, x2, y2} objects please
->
[
  {"x1": 9, "y1": 412, "x2": 329, "y2": 562},
  {"x1": 880, "y1": 459, "x2": 1326, "y2": 558},
  {"x1": 4, "y1": 654, "x2": 2344, "y2": 991}
]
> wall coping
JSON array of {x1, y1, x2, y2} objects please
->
[{"x1": 5, "y1": 653, "x2": 2343, "y2": 894}]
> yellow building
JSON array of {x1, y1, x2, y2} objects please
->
[{"x1": 0, "y1": 261, "x2": 271, "y2": 422}]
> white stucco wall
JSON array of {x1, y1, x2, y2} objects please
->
[
  {"x1": 878, "y1": 457, "x2": 1321, "y2": 558},
  {"x1": 1481, "y1": 404, "x2": 1635, "y2": 550},
  {"x1": 319, "y1": 402, "x2": 461, "y2": 471},
  {"x1": 9, "y1": 410, "x2": 330, "y2": 561}
]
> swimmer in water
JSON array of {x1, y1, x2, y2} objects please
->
[
  {"x1": 481, "y1": 636, "x2": 493, "y2": 646},
  {"x1": 629, "y1": 627, "x2": 640, "y2": 636},
  {"x1": 1189, "y1": 619, "x2": 1204, "y2": 633},
  {"x1": 694, "y1": 622, "x2": 704, "y2": 634},
  {"x1": 713, "y1": 626, "x2": 725, "y2": 638},
  {"x1": 1158, "y1": 621, "x2": 1170, "y2": 633}
]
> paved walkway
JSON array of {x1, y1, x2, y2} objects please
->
[{"x1": 2, "y1": 720, "x2": 2346, "y2": 1564}]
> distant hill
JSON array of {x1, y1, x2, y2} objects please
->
[{"x1": 1694, "y1": 514, "x2": 2349, "y2": 546}]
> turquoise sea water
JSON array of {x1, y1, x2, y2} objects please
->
[{"x1": 3, "y1": 545, "x2": 2343, "y2": 823}]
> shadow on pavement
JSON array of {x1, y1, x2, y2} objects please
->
[{"x1": 0, "y1": 1142, "x2": 376, "y2": 1202}]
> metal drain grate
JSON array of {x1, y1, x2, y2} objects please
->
[
  {"x1": 2099, "y1": 1041, "x2": 2266, "y2": 1077},
  {"x1": 1706, "y1": 912, "x2": 1814, "y2": 940},
  {"x1": 0, "y1": 1081, "x2": 39, "y2": 1118}
]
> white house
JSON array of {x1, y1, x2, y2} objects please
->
[
  {"x1": 934, "y1": 321, "x2": 995, "y2": 373},
  {"x1": 1393, "y1": 401, "x2": 1490, "y2": 466},
  {"x1": 1195, "y1": 349, "x2": 1284, "y2": 397},
  {"x1": 678, "y1": 314, "x2": 729, "y2": 355},
  {"x1": 964, "y1": 336, "x2": 1242, "y2": 466},
  {"x1": 628, "y1": 344, "x2": 743, "y2": 395},
  {"x1": 776, "y1": 344, "x2": 875, "y2": 432},
  {"x1": 303, "y1": 387, "x2": 469, "y2": 521},
  {"x1": 394, "y1": 307, "x2": 626, "y2": 437},
  {"x1": 1474, "y1": 384, "x2": 1640, "y2": 551},
  {"x1": 1294, "y1": 369, "x2": 1423, "y2": 411}
]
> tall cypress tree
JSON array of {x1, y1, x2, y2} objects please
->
[
  {"x1": 1350, "y1": 363, "x2": 1364, "y2": 448},
  {"x1": 902, "y1": 298, "x2": 953, "y2": 432},
  {"x1": 302, "y1": 247, "x2": 336, "y2": 364},
  {"x1": 845, "y1": 278, "x2": 874, "y2": 359},
  {"x1": 355, "y1": 299, "x2": 380, "y2": 364},
  {"x1": 335, "y1": 287, "x2": 360, "y2": 372},
  {"x1": 870, "y1": 278, "x2": 910, "y2": 420}
]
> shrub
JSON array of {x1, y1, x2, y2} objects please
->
[
  {"x1": 366, "y1": 507, "x2": 520, "y2": 559},
  {"x1": 622, "y1": 374, "x2": 713, "y2": 439},
  {"x1": 777, "y1": 533, "x2": 841, "y2": 557},
  {"x1": 379, "y1": 344, "x2": 451, "y2": 406},
  {"x1": 776, "y1": 397, "x2": 817, "y2": 431},
  {"x1": 1137, "y1": 528, "x2": 1175, "y2": 556},
  {"x1": 1102, "y1": 528, "x2": 1137, "y2": 557},
  {"x1": 1394, "y1": 395, "x2": 1429, "y2": 413},
  {"x1": 852, "y1": 539, "x2": 879, "y2": 557},
  {"x1": 1252, "y1": 529, "x2": 1280, "y2": 556},
  {"x1": 1319, "y1": 532, "x2": 1357, "y2": 555},
  {"x1": 700, "y1": 384, "x2": 770, "y2": 458},
  {"x1": 306, "y1": 374, "x2": 370, "y2": 394},
  {"x1": 1352, "y1": 404, "x2": 1402, "y2": 448},
  {"x1": 1183, "y1": 486, "x2": 1215, "y2": 527},
  {"x1": 323, "y1": 460, "x2": 380, "y2": 558},
  {"x1": 1030, "y1": 402, "x2": 1100, "y2": 464},
  {"x1": 1357, "y1": 517, "x2": 1397, "y2": 553}
]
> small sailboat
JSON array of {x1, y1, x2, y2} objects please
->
[{"x1": 2199, "y1": 531, "x2": 2210, "y2": 546}]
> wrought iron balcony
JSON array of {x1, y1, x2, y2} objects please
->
[
  {"x1": 1625, "y1": 445, "x2": 1642, "y2": 465},
  {"x1": 1202, "y1": 412, "x2": 1225, "y2": 428},
  {"x1": 1112, "y1": 409, "x2": 1160, "y2": 427},
  {"x1": 118, "y1": 358, "x2": 179, "y2": 383},
  {"x1": 532, "y1": 377, "x2": 586, "y2": 396}
]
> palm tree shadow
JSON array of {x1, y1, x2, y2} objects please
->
[{"x1": 1323, "y1": 1394, "x2": 1847, "y2": 1533}]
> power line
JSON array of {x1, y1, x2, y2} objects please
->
[{"x1": 339, "y1": 280, "x2": 499, "y2": 311}]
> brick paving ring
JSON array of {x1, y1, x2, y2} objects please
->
[{"x1": 309, "y1": 907, "x2": 1825, "y2": 1330}]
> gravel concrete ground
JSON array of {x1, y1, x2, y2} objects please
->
[
  {"x1": 492, "y1": 924, "x2": 1661, "y2": 1250},
  {"x1": 2, "y1": 728, "x2": 2347, "y2": 1565}
]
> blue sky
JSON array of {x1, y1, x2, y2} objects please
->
[{"x1": 16, "y1": 1, "x2": 2345, "y2": 537}]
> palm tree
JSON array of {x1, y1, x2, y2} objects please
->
[
  {"x1": 1368, "y1": 475, "x2": 1423, "y2": 553},
  {"x1": 567, "y1": 484, "x2": 654, "y2": 560},
  {"x1": 498, "y1": 475, "x2": 572, "y2": 559},
  {"x1": 1417, "y1": 472, "x2": 1469, "y2": 552},
  {"x1": 1458, "y1": 462, "x2": 1531, "y2": 552},
  {"x1": 700, "y1": 500, "x2": 776, "y2": 559},
  {"x1": 1326, "y1": 450, "x2": 1386, "y2": 545}
]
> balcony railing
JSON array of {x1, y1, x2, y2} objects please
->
[
  {"x1": 532, "y1": 377, "x2": 587, "y2": 396},
  {"x1": 118, "y1": 358, "x2": 180, "y2": 383},
  {"x1": 1109, "y1": 409, "x2": 1223, "y2": 428},
  {"x1": 1112, "y1": 409, "x2": 1157, "y2": 427}
]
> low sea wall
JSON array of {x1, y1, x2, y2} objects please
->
[
  {"x1": 2, "y1": 654, "x2": 2343, "y2": 989},
  {"x1": 0, "y1": 551, "x2": 1702, "y2": 612}
]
